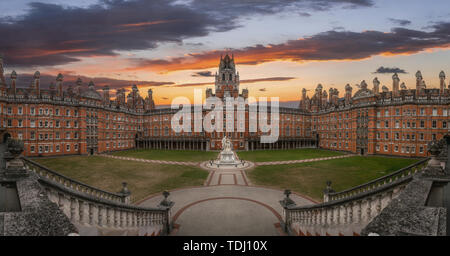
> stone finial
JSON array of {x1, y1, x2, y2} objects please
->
[
  {"x1": 373, "y1": 77, "x2": 380, "y2": 84},
  {"x1": 400, "y1": 82, "x2": 407, "y2": 90},
  {"x1": 345, "y1": 84, "x2": 352, "y2": 91},
  {"x1": 382, "y1": 85, "x2": 389, "y2": 93},
  {"x1": 392, "y1": 73, "x2": 399, "y2": 80},
  {"x1": 159, "y1": 190, "x2": 174, "y2": 208},
  {"x1": 280, "y1": 189, "x2": 296, "y2": 208},
  {"x1": 415, "y1": 70, "x2": 422, "y2": 79},
  {"x1": 360, "y1": 80, "x2": 368, "y2": 89},
  {"x1": 10, "y1": 70, "x2": 17, "y2": 79},
  {"x1": 56, "y1": 73, "x2": 64, "y2": 81},
  {"x1": 88, "y1": 81, "x2": 95, "y2": 89},
  {"x1": 76, "y1": 78, "x2": 82, "y2": 86},
  {"x1": 439, "y1": 71, "x2": 445, "y2": 79},
  {"x1": 316, "y1": 83, "x2": 323, "y2": 91},
  {"x1": 33, "y1": 71, "x2": 40, "y2": 79}
]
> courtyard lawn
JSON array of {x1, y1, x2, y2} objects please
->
[
  {"x1": 237, "y1": 148, "x2": 345, "y2": 162},
  {"x1": 34, "y1": 156, "x2": 208, "y2": 203},
  {"x1": 112, "y1": 149, "x2": 218, "y2": 162},
  {"x1": 248, "y1": 156, "x2": 420, "y2": 202}
]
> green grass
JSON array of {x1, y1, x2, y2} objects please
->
[
  {"x1": 237, "y1": 148, "x2": 345, "y2": 162},
  {"x1": 248, "y1": 156, "x2": 420, "y2": 202},
  {"x1": 34, "y1": 156, "x2": 208, "y2": 203},
  {"x1": 112, "y1": 149, "x2": 218, "y2": 162}
]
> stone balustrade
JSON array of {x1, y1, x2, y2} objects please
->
[
  {"x1": 38, "y1": 177, "x2": 171, "y2": 236},
  {"x1": 281, "y1": 179, "x2": 411, "y2": 236},
  {"x1": 22, "y1": 158, "x2": 128, "y2": 203},
  {"x1": 326, "y1": 158, "x2": 429, "y2": 202},
  {"x1": 21, "y1": 157, "x2": 173, "y2": 236},
  {"x1": 280, "y1": 158, "x2": 431, "y2": 236}
]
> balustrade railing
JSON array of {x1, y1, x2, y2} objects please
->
[
  {"x1": 39, "y1": 177, "x2": 170, "y2": 236},
  {"x1": 327, "y1": 158, "x2": 429, "y2": 201},
  {"x1": 281, "y1": 158, "x2": 429, "y2": 236},
  {"x1": 22, "y1": 157, "x2": 128, "y2": 203}
]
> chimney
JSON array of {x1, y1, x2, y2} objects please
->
[
  {"x1": 10, "y1": 70, "x2": 17, "y2": 96},
  {"x1": 392, "y1": 73, "x2": 400, "y2": 97},
  {"x1": 373, "y1": 77, "x2": 380, "y2": 94},
  {"x1": 103, "y1": 85, "x2": 110, "y2": 102},
  {"x1": 75, "y1": 78, "x2": 82, "y2": 95},
  {"x1": 345, "y1": 84, "x2": 352, "y2": 103},
  {"x1": 415, "y1": 70, "x2": 423, "y2": 94},
  {"x1": 439, "y1": 71, "x2": 445, "y2": 94},
  {"x1": 0, "y1": 54, "x2": 6, "y2": 86},
  {"x1": 33, "y1": 71, "x2": 40, "y2": 97},
  {"x1": 56, "y1": 73, "x2": 64, "y2": 97}
]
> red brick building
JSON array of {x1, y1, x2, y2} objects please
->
[{"x1": 1, "y1": 54, "x2": 447, "y2": 157}]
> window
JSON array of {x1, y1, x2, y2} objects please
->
[
  {"x1": 384, "y1": 145, "x2": 388, "y2": 151},
  {"x1": 55, "y1": 109, "x2": 59, "y2": 115},
  {"x1": 30, "y1": 146, "x2": 35, "y2": 153},
  {"x1": 30, "y1": 107, "x2": 35, "y2": 115},
  {"x1": 7, "y1": 119, "x2": 12, "y2": 127},
  {"x1": 420, "y1": 108, "x2": 425, "y2": 115},
  {"x1": 443, "y1": 121, "x2": 447, "y2": 129},
  {"x1": 420, "y1": 121, "x2": 425, "y2": 128},
  {"x1": 18, "y1": 120, "x2": 23, "y2": 127},
  {"x1": 56, "y1": 145, "x2": 60, "y2": 152},
  {"x1": 385, "y1": 121, "x2": 389, "y2": 128},
  {"x1": 30, "y1": 131, "x2": 35, "y2": 140},
  {"x1": 432, "y1": 120, "x2": 437, "y2": 128},
  {"x1": 432, "y1": 108, "x2": 437, "y2": 116},
  {"x1": 66, "y1": 144, "x2": 70, "y2": 152},
  {"x1": 18, "y1": 107, "x2": 23, "y2": 115}
]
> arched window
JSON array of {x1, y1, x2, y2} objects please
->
[
  {"x1": 229, "y1": 74, "x2": 232, "y2": 80},
  {"x1": 222, "y1": 73, "x2": 225, "y2": 81}
]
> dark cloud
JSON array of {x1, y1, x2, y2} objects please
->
[
  {"x1": 192, "y1": 71, "x2": 215, "y2": 77},
  {"x1": 0, "y1": 0, "x2": 236, "y2": 67},
  {"x1": 298, "y1": 12, "x2": 312, "y2": 17},
  {"x1": 389, "y1": 18, "x2": 412, "y2": 26},
  {"x1": 192, "y1": 0, "x2": 373, "y2": 18},
  {"x1": 133, "y1": 22, "x2": 450, "y2": 72},
  {"x1": 373, "y1": 66, "x2": 407, "y2": 74},
  {"x1": 0, "y1": 0, "x2": 374, "y2": 68},
  {"x1": 6, "y1": 72, "x2": 174, "y2": 91}
]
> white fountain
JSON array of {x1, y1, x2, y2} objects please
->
[{"x1": 200, "y1": 136, "x2": 253, "y2": 170}]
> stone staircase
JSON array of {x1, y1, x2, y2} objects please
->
[{"x1": 280, "y1": 136, "x2": 450, "y2": 236}]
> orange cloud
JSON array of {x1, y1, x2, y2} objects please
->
[{"x1": 127, "y1": 28, "x2": 450, "y2": 73}]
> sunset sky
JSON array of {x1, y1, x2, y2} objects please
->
[{"x1": 1, "y1": 0, "x2": 450, "y2": 105}]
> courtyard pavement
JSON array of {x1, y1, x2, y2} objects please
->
[{"x1": 100, "y1": 153, "x2": 354, "y2": 236}]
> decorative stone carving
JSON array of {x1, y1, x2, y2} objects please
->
[{"x1": 3, "y1": 138, "x2": 28, "y2": 178}]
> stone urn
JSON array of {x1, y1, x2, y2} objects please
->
[{"x1": 3, "y1": 138, "x2": 28, "y2": 178}]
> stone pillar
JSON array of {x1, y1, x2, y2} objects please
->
[
  {"x1": 323, "y1": 181, "x2": 335, "y2": 202},
  {"x1": 119, "y1": 182, "x2": 131, "y2": 204},
  {"x1": 159, "y1": 191, "x2": 175, "y2": 235},
  {"x1": 279, "y1": 189, "x2": 296, "y2": 233}
]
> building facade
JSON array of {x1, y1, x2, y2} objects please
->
[{"x1": 0, "y1": 54, "x2": 448, "y2": 157}]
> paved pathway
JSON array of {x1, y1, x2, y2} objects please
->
[
  {"x1": 100, "y1": 153, "x2": 354, "y2": 166},
  {"x1": 255, "y1": 154, "x2": 355, "y2": 165},
  {"x1": 99, "y1": 154, "x2": 198, "y2": 166},
  {"x1": 101, "y1": 153, "x2": 354, "y2": 235},
  {"x1": 139, "y1": 186, "x2": 315, "y2": 236}
]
